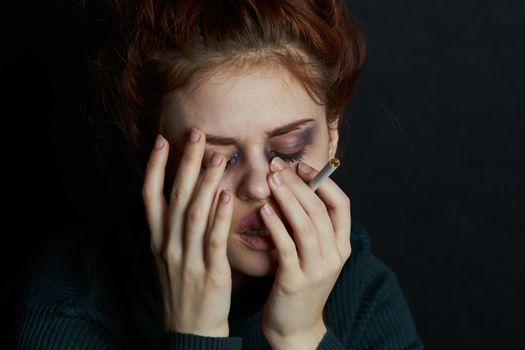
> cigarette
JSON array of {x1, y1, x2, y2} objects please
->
[{"x1": 308, "y1": 158, "x2": 340, "y2": 191}]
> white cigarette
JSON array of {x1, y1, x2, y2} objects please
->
[{"x1": 308, "y1": 158, "x2": 340, "y2": 191}]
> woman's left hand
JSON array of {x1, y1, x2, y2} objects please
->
[{"x1": 259, "y1": 157, "x2": 352, "y2": 349}]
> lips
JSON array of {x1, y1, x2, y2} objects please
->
[
  {"x1": 237, "y1": 212, "x2": 266, "y2": 234},
  {"x1": 236, "y1": 208, "x2": 292, "y2": 236}
]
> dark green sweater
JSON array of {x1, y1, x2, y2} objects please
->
[{"x1": 15, "y1": 203, "x2": 423, "y2": 349}]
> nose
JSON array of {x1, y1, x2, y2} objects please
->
[{"x1": 236, "y1": 161, "x2": 272, "y2": 202}]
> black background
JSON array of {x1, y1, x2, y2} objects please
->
[{"x1": 3, "y1": 0, "x2": 524, "y2": 348}]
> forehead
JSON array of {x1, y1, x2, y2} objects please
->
[{"x1": 161, "y1": 65, "x2": 324, "y2": 140}]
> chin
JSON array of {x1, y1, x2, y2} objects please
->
[{"x1": 227, "y1": 235, "x2": 279, "y2": 277}]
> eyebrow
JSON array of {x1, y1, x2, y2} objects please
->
[{"x1": 204, "y1": 118, "x2": 315, "y2": 146}]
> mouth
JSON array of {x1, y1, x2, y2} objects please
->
[
  {"x1": 239, "y1": 227, "x2": 271, "y2": 236},
  {"x1": 236, "y1": 211, "x2": 293, "y2": 237}
]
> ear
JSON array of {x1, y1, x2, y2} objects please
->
[{"x1": 328, "y1": 115, "x2": 340, "y2": 159}]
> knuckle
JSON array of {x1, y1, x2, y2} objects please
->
[
  {"x1": 180, "y1": 269, "x2": 199, "y2": 286},
  {"x1": 187, "y1": 206, "x2": 204, "y2": 223},
  {"x1": 161, "y1": 247, "x2": 179, "y2": 266},
  {"x1": 208, "y1": 235, "x2": 226, "y2": 250},
  {"x1": 142, "y1": 186, "x2": 155, "y2": 203},
  {"x1": 149, "y1": 238, "x2": 161, "y2": 254},
  {"x1": 280, "y1": 278, "x2": 302, "y2": 294},
  {"x1": 311, "y1": 269, "x2": 327, "y2": 283},
  {"x1": 182, "y1": 259, "x2": 204, "y2": 278},
  {"x1": 170, "y1": 187, "x2": 188, "y2": 204}
]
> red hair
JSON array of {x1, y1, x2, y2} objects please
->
[{"x1": 92, "y1": 0, "x2": 367, "y2": 173}]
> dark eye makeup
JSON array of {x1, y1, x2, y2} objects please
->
[
  {"x1": 201, "y1": 147, "x2": 307, "y2": 172},
  {"x1": 220, "y1": 148, "x2": 306, "y2": 172},
  {"x1": 201, "y1": 125, "x2": 314, "y2": 172}
]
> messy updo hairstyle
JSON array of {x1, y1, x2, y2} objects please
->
[{"x1": 92, "y1": 0, "x2": 367, "y2": 174}]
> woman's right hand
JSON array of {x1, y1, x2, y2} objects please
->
[{"x1": 142, "y1": 128, "x2": 233, "y2": 337}]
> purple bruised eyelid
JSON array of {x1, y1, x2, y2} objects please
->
[
  {"x1": 201, "y1": 124, "x2": 316, "y2": 169},
  {"x1": 271, "y1": 125, "x2": 315, "y2": 151}
]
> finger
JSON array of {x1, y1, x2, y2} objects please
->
[
  {"x1": 166, "y1": 128, "x2": 205, "y2": 258},
  {"x1": 272, "y1": 157, "x2": 336, "y2": 260},
  {"x1": 259, "y1": 203, "x2": 301, "y2": 278},
  {"x1": 205, "y1": 190, "x2": 233, "y2": 272},
  {"x1": 267, "y1": 169, "x2": 322, "y2": 269},
  {"x1": 184, "y1": 151, "x2": 227, "y2": 266},
  {"x1": 142, "y1": 134, "x2": 169, "y2": 253},
  {"x1": 297, "y1": 162, "x2": 352, "y2": 258}
]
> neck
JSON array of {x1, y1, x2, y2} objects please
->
[
  {"x1": 232, "y1": 269, "x2": 261, "y2": 293},
  {"x1": 229, "y1": 269, "x2": 274, "y2": 321}
]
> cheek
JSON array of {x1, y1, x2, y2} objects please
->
[
  {"x1": 303, "y1": 147, "x2": 330, "y2": 171},
  {"x1": 215, "y1": 176, "x2": 236, "y2": 197},
  {"x1": 310, "y1": 156, "x2": 330, "y2": 172},
  {"x1": 309, "y1": 135, "x2": 331, "y2": 167}
]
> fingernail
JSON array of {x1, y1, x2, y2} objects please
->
[
  {"x1": 154, "y1": 134, "x2": 164, "y2": 149},
  {"x1": 189, "y1": 128, "x2": 201, "y2": 143},
  {"x1": 210, "y1": 152, "x2": 224, "y2": 166},
  {"x1": 270, "y1": 157, "x2": 286, "y2": 171},
  {"x1": 220, "y1": 190, "x2": 231, "y2": 204},
  {"x1": 262, "y1": 203, "x2": 274, "y2": 216},
  {"x1": 272, "y1": 171, "x2": 282, "y2": 186}
]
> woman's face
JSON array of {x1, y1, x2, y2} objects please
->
[{"x1": 160, "y1": 65, "x2": 339, "y2": 289}]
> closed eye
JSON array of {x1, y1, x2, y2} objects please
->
[
  {"x1": 270, "y1": 150, "x2": 305, "y2": 165},
  {"x1": 223, "y1": 149, "x2": 306, "y2": 172}
]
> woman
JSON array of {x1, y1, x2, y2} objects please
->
[{"x1": 15, "y1": 0, "x2": 423, "y2": 348}]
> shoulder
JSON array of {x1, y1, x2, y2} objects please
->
[
  {"x1": 328, "y1": 221, "x2": 391, "y2": 307},
  {"x1": 19, "y1": 204, "x2": 150, "y2": 308},
  {"x1": 19, "y1": 226, "x2": 99, "y2": 307},
  {"x1": 346, "y1": 221, "x2": 398, "y2": 284},
  {"x1": 325, "y1": 222, "x2": 423, "y2": 348},
  {"x1": 15, "y1": 208, "x2": 155, "y2": 347},
  {"x1": 345, "y1": 222, "x2": 410, "y2": 315}
]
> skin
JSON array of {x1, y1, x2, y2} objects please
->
[{"x1": 143, "y1": 63, "x2": 352, "y2": 346}]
